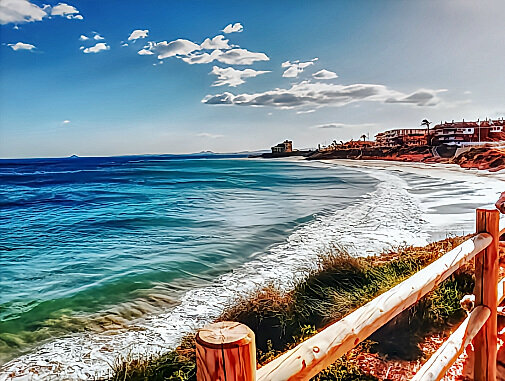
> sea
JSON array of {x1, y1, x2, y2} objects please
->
[{"x1": 1, "y1": 154, "x2": 504, "y2": 379}]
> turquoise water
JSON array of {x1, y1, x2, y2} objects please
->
[{"x1": 0, "y1": 155, "x2": 377, "y2": 364}]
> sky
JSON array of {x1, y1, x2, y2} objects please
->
[{"x1": 1, "y1": 0, "x2": 504, "y2": 158}]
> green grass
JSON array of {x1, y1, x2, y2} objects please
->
[{"x1": 111, "y1": 236, "x2": 473, "y2": 380}]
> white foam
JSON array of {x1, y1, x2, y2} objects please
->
[
  {"x1": 324, "y1": 160, "x2": 505, "y2": 236},
  {"x1": 1, "y1": 162, "x2": 498, "y2": 380}
]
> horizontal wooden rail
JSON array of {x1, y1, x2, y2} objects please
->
[
  {"x1": 411, "y1": 306, "x2": 491, "y2": 381},
  {"x1": 256, "y1": 233, "x2": 492, "y2": 381}
]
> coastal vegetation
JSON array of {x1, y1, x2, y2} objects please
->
[{"x1": 112, "y1": 236, "x2": 474, "y2": 380}]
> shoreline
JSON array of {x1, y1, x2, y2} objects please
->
[
  {"x1": 277, "y1": 156, "x2": 505, "y2": 241},
  {"x1": 2, "y1": 158, "x2": 504, "y2": 380},
  {"x1": 259, "y1": 144, "x2": 505, "y2": 173}
]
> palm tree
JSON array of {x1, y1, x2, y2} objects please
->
[
  {"x1": 421, "y1": 119, "x2": 431, "y2": 145},
  {"x1": 421, "y1": 119, "x2": 431, "y2": 133},
  {"x1": 360, "y1": 134, "x2": 366, "y2": 142}
]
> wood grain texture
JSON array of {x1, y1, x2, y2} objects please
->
[
  {"x1": 412, "y1": 306, "x2": 490, "y2": 381},
  {"x1": 498, "y1": 277, "x2": 505, "y2": 304},
  {"x1": 256, "y1": 233, "x2": 492, "y2": 381},
  {"x1": 196, "y1": 321, "x2": 256, "y2": 381},
  {"x1": 474, "y1": 209, "x2": 500, "y2": 381}
]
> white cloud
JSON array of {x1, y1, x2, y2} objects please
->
[
  {"x1": 137, "y1": 30, "x2": 268, "y2": 66},
  {"x1": 313, "y1": 123, "x2": 344, "y2": 129},
  {"x1": 312, "y1": 69, "x2": 338, "y2": 80},
  {"x1": 151, "y1": 39, "x2": 201, "y2": 59},
  {"x1": 139, "y1": 37, "x2": 269, "y2": 65},
  {"x1": 62, "y1": 120, "x2": 71, "y2": 124},
  {"x1": 183, "y1": 48, "x2": 269, "y2": 65},
  {"x1": 282, "y1": 58, "x2": 318, "y2": 78},
  {"x1": 128, "y1": 29, "x2": 149, "y2": 41},
  {"x1": 197, "y1": 132, "x2": 224, "y2": 139},
  {"x1": 137, "y1": 48, "x2": 154, "y2": 55},
  {"x1": 79, "y1": 46, "x2": 84, "y2": 50},
  {"x1": 50, "y1": 3, "x2": 81, "y2": 19},
  {"x1": 83, "y1": 42, "x2": 109, "y2": 54},
  {"x1": 79, "y1": 34, "x2": 88, "y2": 41},
  {"x1": 0, "y1": 0, "x2": 83, "y2": 24},
  {"x1": 311, "y1": 122, "x2": 375, "y2": 129},
  {"x1": 384, "y1": 88, "x2": 442, "y2": 106},
  {"x1": 202, "y1": 81, "x2": 442, "y2": 108},
  {"x1": 0, "y1": 0, "x2": 46, "y2": 24},
  {"x1": 93, "y1": 33, "x2": 104, "y2": 40},
  {"x1": 121, "y1": 42, "x2": 129, "y2": 47},
  {"x1": 8, "y1": 41, "x2": 35, "y2": 51},
  {"x1": 296, "y1": 109, "x2": 316, "y2": 114},
  {"x1": 213, "y1": 48, "x2": 268, "y2": 65},
  {"x1": 180, "y1": 49, "x2": 222, "y2": 64},
  {"x1": 222, "y1": 22, "x2": 243, "y2": 33},
  {"x1": 201, "y1": 35, "x2": 230, "y2": 50},
  {"x1": 210, "y1": 66, "x2": 270, "y2": 87}
]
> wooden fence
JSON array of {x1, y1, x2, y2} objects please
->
[{"x1": 195, "y1": 208, "x2": 503, "y2": 381}]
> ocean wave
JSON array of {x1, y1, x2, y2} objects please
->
[
  {"x1": 0, "y1": 169, "x2": 105, "y2": 176},
  {"x1": 0, "y1": 166, "x2": 428, "y2": 380}
]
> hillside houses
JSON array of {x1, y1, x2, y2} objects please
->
[
  {"x1": 373, "y1": 118, "x2": 505, "y2": 148},
  {"x1": 431, "y1": 119, "x2": 505, "y2": 145},
  {"x1": 375, "y1": 128, "x2": 427, "y2": 147}
]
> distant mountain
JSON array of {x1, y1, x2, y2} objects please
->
[
  {"x1": 235, "y1": 149, "x2": 270, "y2": 155},
  {"x1": 189, "y1": 150, "x2": 270, "y2": 156}
]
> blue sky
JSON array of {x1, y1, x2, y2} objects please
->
[{"x1": 1, "y1": 0, "x2": 504, "y2": 158}]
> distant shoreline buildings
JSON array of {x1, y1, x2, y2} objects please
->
[
  {"x1": 430, "y1": 119, "x2": 505, "y2": 146},
  {"x1": 269, "y1": 118, "x2": 505, "y2": 156},
  {"x1": 376, "y1": 118, "x2": 505, "y2": 148},
  {"x1": 316, "y1": 118, "x2": 505, "y2": 152},
  {"x1": 271, "y1": 140, "x2": 293, "y2": 154}
]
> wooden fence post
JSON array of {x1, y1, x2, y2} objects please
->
[
  {"x1": 474, "y1": 208, "x2": 500, "y2": 381},
  {"x1": 196, "y1": 321, "x2": 256, "y2": 381}
]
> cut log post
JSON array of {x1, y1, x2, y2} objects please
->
[
  {"x1": 196, "y1": 321, "x2": 256, "y2": 381},
  {"x1": 474, "y1": 208, "x2": 500, "y2": 381}
]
